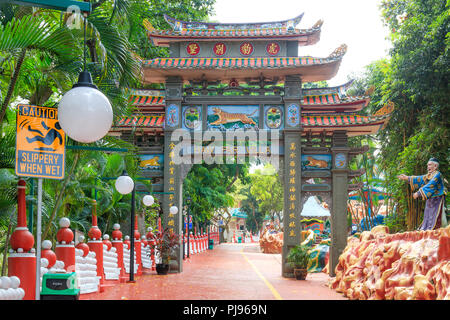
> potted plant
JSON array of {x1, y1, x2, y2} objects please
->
[
  {"x1": 150, "y1": 227, "x2": 180, "y2": 275},
  {"x1": 287, "y1": 244, "x2": 311, "y2": 280}
]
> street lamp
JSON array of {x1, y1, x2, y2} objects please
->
[
  {"x1": 143, "y1": 195, "x2": 155, "y2": 207},
  {"x1": 115, "y1": 170, "x2": 136, "y2": 282},
  {"x1": 169, "y1": 206, "x2": 179, "y2": 215},
  {"x1": 58, "y1": 12, "x2": 113, "y2": 143},
  {"x1": 186, "y1": 197, "x2": 191, "y2": 258}
]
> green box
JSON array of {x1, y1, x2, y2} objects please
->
[{"x1": 41, "y1": 272, "x2": 80, "y2": 299}]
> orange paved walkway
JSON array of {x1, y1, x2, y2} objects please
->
[{"x1": 80, "y1": 243, "x2": 346, "y2": 300}]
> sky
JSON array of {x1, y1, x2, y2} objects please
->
[{"x1": 210, "y1": 0, "x2": 392, "y2": 86}]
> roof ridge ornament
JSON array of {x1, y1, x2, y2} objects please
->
[
  {"x1": 364, "y1": 85, "x2": 375, "y2": 96},
  {"x1": 328, "y1": 44, "x2": 348, "y2": 59},
  {"x1": 302, "y1": 79, "x2": 354, "y2": 97},
  {"x1": 373, "y1": 101, "x2": 395, "y2": 117},
  {"x1": 163, "y1": 13, "x2": 304, "y2": 31},
  {"x1": 312, "y1": 19, "x2": 324, "y2": 29}
]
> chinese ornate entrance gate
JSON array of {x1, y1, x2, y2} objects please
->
[{"x1": 110, "y1": 12, "x2": 393, "y2": 277}]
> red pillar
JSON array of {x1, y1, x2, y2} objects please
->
[
  {"x1": 157, "y1": 217, "x2": 162, "y2": 233},
  {"x1": 8, "y1": 179, "x2": 36, "y2": 300},
  {"x1": 111, "y1": 223, "x2": 126, "y2": 282},
  {"x1": 55, "y1": 217, "x2": 76, "y2": 272},
  {"x1": 146, "y1": 228, "x2": 156, "y2": 271},
  {"x1": 134, "y1": 215, "x2": 142, "y2": 276},
  {"x1": 87, "y1": 200, "x2": 105, "y2": 292}
]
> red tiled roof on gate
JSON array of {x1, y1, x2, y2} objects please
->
[
  {"x1": 301, "y1": 94, "x2": 370, "y2": 113},
  {"x1": 142, "y1": 45, "x2": 347, "y2": 83},
  {"x1": 301, "y1": 112, "x2": 393, "y2": 137},
  {"x1": 113, "y1": 114, "x2": 165, "y2": 128},
  {"x1": 129, "y1": 95, "x2": 165, "y2": 106}
]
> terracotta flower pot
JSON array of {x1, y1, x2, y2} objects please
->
[{"x1": 294, "y1": 268, "x2": 308, "y2": 280}]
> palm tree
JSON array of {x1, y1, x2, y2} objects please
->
[{"x1": 0, "y1": 8, "x2": 79, "y2": 124}]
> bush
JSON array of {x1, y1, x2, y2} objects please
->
[
  {"x1": 384, "y1": 213, "x2": 407, "y2": 234},
  {"x1": 287, "y1": 244, "x2": 310, "y2": 269}
]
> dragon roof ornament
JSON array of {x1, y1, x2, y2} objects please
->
[{"x1": 164, "y1": 13, "x2": 305, "y2": 31}]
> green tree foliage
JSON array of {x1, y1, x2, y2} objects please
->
[
  {"x1": 240, "y1": 184, "x2": 263, "y2": 234},
  {"x1": 248, "y1": 164, "x2": 283, "y2": 227},
  {"x1": 0, "y1": 0, "x2": 216, "y2": 273},
  {"x1": 350, "y1": 0, "x2": 449, "y2": 231},
  {"x1": 183, "y1": 163, "x2": 249, "y2": 226}
]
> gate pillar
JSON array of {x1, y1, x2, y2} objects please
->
[
  {"x1": 163, "y1": 76, "x2": 184, "y2": 273},
  {"x1": 329, "y1": 131, "x2": 349, "y2": 276},
  {"x1": 282, "y1": 75, "x2": 302, "y2": 278}
]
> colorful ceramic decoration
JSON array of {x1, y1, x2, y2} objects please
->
[
  {"x1": 264, "y1": 106, "x2": 283, "y2": 129},
  {"x1": 286, "y1": 104, "x2": 300, "y2": 127},
  {"x1": 139, "y1": 154, "x2": 164, "y2": 170},
  {"x1": 335, "y1": 153, "x2": 346, "y2": 169},
  {"x1": 301, "y1": 154, "x2": 332, "y2": 171},
  {"x1": 266, "y1": 42, "x2": 280, "y2": 56},
  {"x1": 239, "y1": 42, "x2": 254, "y2": 56},
  {"x1": 207, "y1": 105, "x2": 259, "y2": 131},
  {"x1": 186, "y1": 42, "x2": 200, "y2": 56},
  {"x1": 166, "y1": 104, "x2": 179, "y2": 127},
  {"x1": 213, "y1": 42, "x2": 227, "y2": 56},
  {"x1": 182, "y1": 106, "x2": 202, "y2": 130}
]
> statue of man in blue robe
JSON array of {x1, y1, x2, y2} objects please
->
[{"x1": 398, "y1": 158, "x2": 447, "y2": 230}]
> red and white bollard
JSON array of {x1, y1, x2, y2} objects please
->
[
  {"x1": 141, "y1": 235, "x2": 152, "y2": 273},
  {"x1": 183, "y1": 234, "x2": 188, "y2": 259},
  {"x1": 8, "y1": 179, "x2": 36, "y2": 300},
  {"x1": 111, "y1": 223, "x2": 126, "y2": 283},
  {"x1": 189, "y1": 232, "x2": 194, "y2": 255},
  {"x1": 146, "y1": 227, "x2": 156, "y2": 271},
  {"x1": 41, "y1": 240, "x2": 56, "y2": 270},
  {"x1": 75, "y1": 236, "x2": 90, "y2": 258},
  {"x1": 133, "y1": 215, "x2": 142, "y2": 276},
  {"x1": 55, "y1": 217, "x2": 76, "y2": 272},
  {"x1": 202, "y1": 233, "x2": 206, "y2": 252},
  {"x1": 87, "y1": 200, "x2": 105, "y2": 292}
]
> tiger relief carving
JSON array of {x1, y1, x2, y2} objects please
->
[
  {"x1": 140, "y1": 156, "x2": 160, "y2": 168},
  {"x1": 306, "y1": 156, "x2": 329, "y2": 168},
  {"x1": 210, "y1": 108, "x2": 257, "y2": 126}
]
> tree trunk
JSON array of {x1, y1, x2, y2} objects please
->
[
  {"x1": 251, "y1": 204, "x2": 258, "y2": 233},
  {"x1": 0, "y1": 49, "x2": 26, "y2": 124}
]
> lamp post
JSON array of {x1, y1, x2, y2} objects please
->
[
  {"x1": 115, "y1": 170, "x2": 135, "y2": 281},
  {"x1": 186, "y1": 197, "x2": 191, "y2": 258},
  {"x1": 58, "y1": 9, "x2": 113, "y2": 143}
]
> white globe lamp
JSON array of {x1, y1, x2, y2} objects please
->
[
  {"x1": 58, "y1": 71, "x2": 113, "y2": 143},
  {"x1": 169, "y1": 206, "x2": 178, "y2": 215},
  {"x1": 115, "y1": 171, "x2": 134, "y2": 195},
  {"x1": 143, "y1": 195, "x2": 154, "y2": 207}
]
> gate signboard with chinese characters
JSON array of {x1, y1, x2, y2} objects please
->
[
  {"x1": 112, "y1": 12, "x2": 394, "y2": 277},
  {"x1": 15, "y1": 104, "x2": 65, "y2": 180}
]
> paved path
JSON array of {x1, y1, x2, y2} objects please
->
[{"x1": 80, "y1": 243, "x2": 346, "y2": 300}]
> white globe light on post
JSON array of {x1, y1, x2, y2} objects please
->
[
  {"x1": 115, "y1": 171, "x2": 134, "y2": 195},
  {"x1": 169, "y1": 206, "x2": 179, "y2": 215},
  {"x1": 143, "y1": 195, "x2": 154, "y2": 207},
  {"x1": 58, "y1": 72, "x2": 113, "y2": 143},
  {"x1": 115, "y1": 170, "x2": 136, "y2": 282}
]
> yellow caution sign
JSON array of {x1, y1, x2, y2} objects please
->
[{"x1": 15, "y1": 104, "x2": 65, "y2": 179}]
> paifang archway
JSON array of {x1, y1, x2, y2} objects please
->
[{"x1": 109, "y1": 12, "x2": 393, "y2": 277}]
